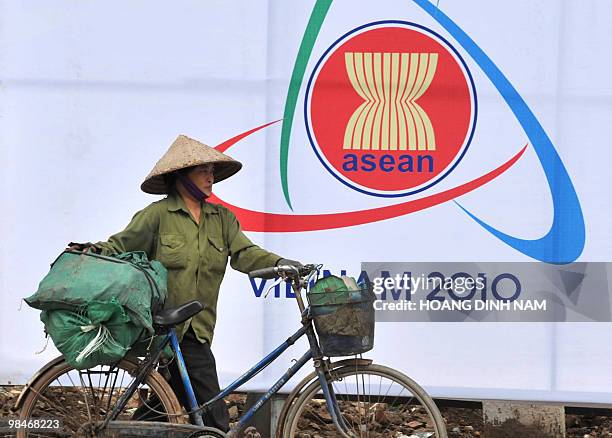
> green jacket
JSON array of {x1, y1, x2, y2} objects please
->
[{"x1": 94, "y1": 190, "x2": 281, "y2": 343}]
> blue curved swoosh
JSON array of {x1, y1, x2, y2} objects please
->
[{"x1": 413, "y1": 0, "x2": 585, "y2": 264}]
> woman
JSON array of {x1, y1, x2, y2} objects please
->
[{"x1": 72, "y1": 134, "x2": 301, "y2": 431}]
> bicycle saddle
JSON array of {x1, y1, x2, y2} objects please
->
[{"x1": 153, "y1": 300, "x2": 204, "y2": 327}]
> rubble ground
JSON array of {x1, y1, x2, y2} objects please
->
[{"x1": 2, "y1": 386, "x2": 612, "y2": 437}]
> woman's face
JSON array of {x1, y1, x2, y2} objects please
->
[{"x1": 186, "y1": 164, "x2": 215, "y2": 196}]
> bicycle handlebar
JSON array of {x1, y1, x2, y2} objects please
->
[
  {"x1": 248, "y1": 266, "x2": 280, "y2": 279},
  {"x1": 249, "y1": 263, "x2": 319, "y2": 315},
  {"x1": 248, "y1": 264, "x2": 318, "y2": 280}
]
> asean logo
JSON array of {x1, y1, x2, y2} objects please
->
[{"x1": 305, "y1": 21, "x2": 477, "y2": 197}]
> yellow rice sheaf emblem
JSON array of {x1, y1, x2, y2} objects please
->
[{"x1": 343, "y1": 52, "x2": 438, "y2": 151}]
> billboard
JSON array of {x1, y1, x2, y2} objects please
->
[{"x1": 1, "y1": 0, "x2": 611, "y2": 404}]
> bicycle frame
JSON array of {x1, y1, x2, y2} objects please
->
[
  {"x1": 100, "y1": 266, "x2": 355, "y2": 437},
  {"x1": 177, "y1": 312, "x2": 351, "y2": 437},
  {"x1": 101, "y1": 311, "x2": 351, "y2": 437}
]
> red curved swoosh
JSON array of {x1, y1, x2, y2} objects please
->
[{"x1": 212, "y1": 121, "x2": 526, "y2": 232}]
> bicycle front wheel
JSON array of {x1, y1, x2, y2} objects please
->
[
  {"x1": 17, "y1": 356, "x2": 185, "y2": 437},
  {"x1": 283, "y1": 363, "x2": 447, "y2": 438}
]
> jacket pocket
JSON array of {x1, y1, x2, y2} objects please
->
[
  {"x1": 158, "y1": 234, "x2": 188, "y2": 269},
  {"x1": 207, "y1": 236, "x2": 228, "y2": 272}
]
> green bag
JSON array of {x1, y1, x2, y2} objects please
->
[
  {"x1": 307, "y1": 275, "x2": 363, "y2": 306},
  {"x1": 25, "y1": 251, "x2": 167, "y2": 369}
]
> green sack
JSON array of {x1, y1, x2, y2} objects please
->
[
  {"x1": 40, "y1": 301, "x2": 143, "y2": 369},
  {"x1": 25, "y1": 251, "x2": 167, "y2": 369},
  {"x1": 307, "y1": 275, "x2": 364, "y2": 306}
]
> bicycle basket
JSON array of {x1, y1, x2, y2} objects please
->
[{"x1": 307, "y1": 276, "x2": 376, "y2": 357}]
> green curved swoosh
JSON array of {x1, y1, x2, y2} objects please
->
[{"x1": 280, "y1": 0, "x2": 332, "y2": 210}]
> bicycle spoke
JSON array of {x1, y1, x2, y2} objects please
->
[
  {"x1": 353, "y1": 368, "x2": 363, "y2": 436},
  {"x1": 119, "y1": 368, "x2": 126, "y2": 390},
  {"x1": 105, "y1": 365, "x2": 120, "y2": 414},
  {"x1": 29, "y1": 384, "x2": 79, "y2": 428},
  {"x1": 77, "y1": 371, "x2": 94, "y2": 424},
  {"x1": 18, "y1": 358, "x2": 183, "y2": 437},
  {"x1": 331, "y1": 377, "x2": 358, "y2": 434},
  {"x1": 376, "y1": 375, "x2": 382, "y2": 408},
  {"x1": 66, "y1": 369, "x2": 94, "y2": 425},
  {"x1": 98, "y1": 365, "x2": 113, "y2": 415},
  {"x1": 379, "y1": 385, "x2": 410, "y2": 436},
  {"x1": 336, "y1": 375, "x2": 356, "y2": 433},
  {"x1": 367, "y1": 371, "x2": 372, "y2": 435},
  {"x1": 303, "y1": 398, "x2": 331, "y2": 431},
  {"x1": 287, "y1": 365, "x2": 446, "y2": 438},
  {"x1": 342, "y1": 370, "x2": 361, "y2": 434}
]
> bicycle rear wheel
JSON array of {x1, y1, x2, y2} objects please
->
[
  {"x1": 282, "y1": 363, "x2": 447, "y2": 438},
  {"x1": 16, "y1": 356, "x2": 185, "y2": 437}
]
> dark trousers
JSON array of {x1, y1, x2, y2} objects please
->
[
  {"x1": 168, "y1": 328, "x2": 230, "y2": 431},
  {"x1": 132, "y1": 328, "x2": 229, "y2": 432}
]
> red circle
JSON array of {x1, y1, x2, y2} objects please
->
[{"x1": 309, "y1": 26, "x2": 473, "y2": 192}]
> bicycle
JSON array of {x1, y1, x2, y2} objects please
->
[{"x1": 14, "y1": 264, "x2": 448, "y2": 437}]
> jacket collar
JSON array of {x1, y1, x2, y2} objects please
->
[{"x1": 167, "y1": 189, "x2": 219, "y2": 215}]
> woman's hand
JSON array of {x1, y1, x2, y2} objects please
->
[
  {"x1": 65, "y1": 242, "x2": 100, "y2": 253},
  {"x1": 276, "y1": 258, "x2": 303, "y2": 269}
]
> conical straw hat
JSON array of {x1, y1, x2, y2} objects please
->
[{"x1": 141, "y1": 134, "x2": 242, "y2": 194}]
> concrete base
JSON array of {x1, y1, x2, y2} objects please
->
[
  {"x1": 242, "y1": 392, "x2": 286, "y2": 438},
  {"x1": 482, "y1": 400, "x2": 566, "y2": 438}
]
